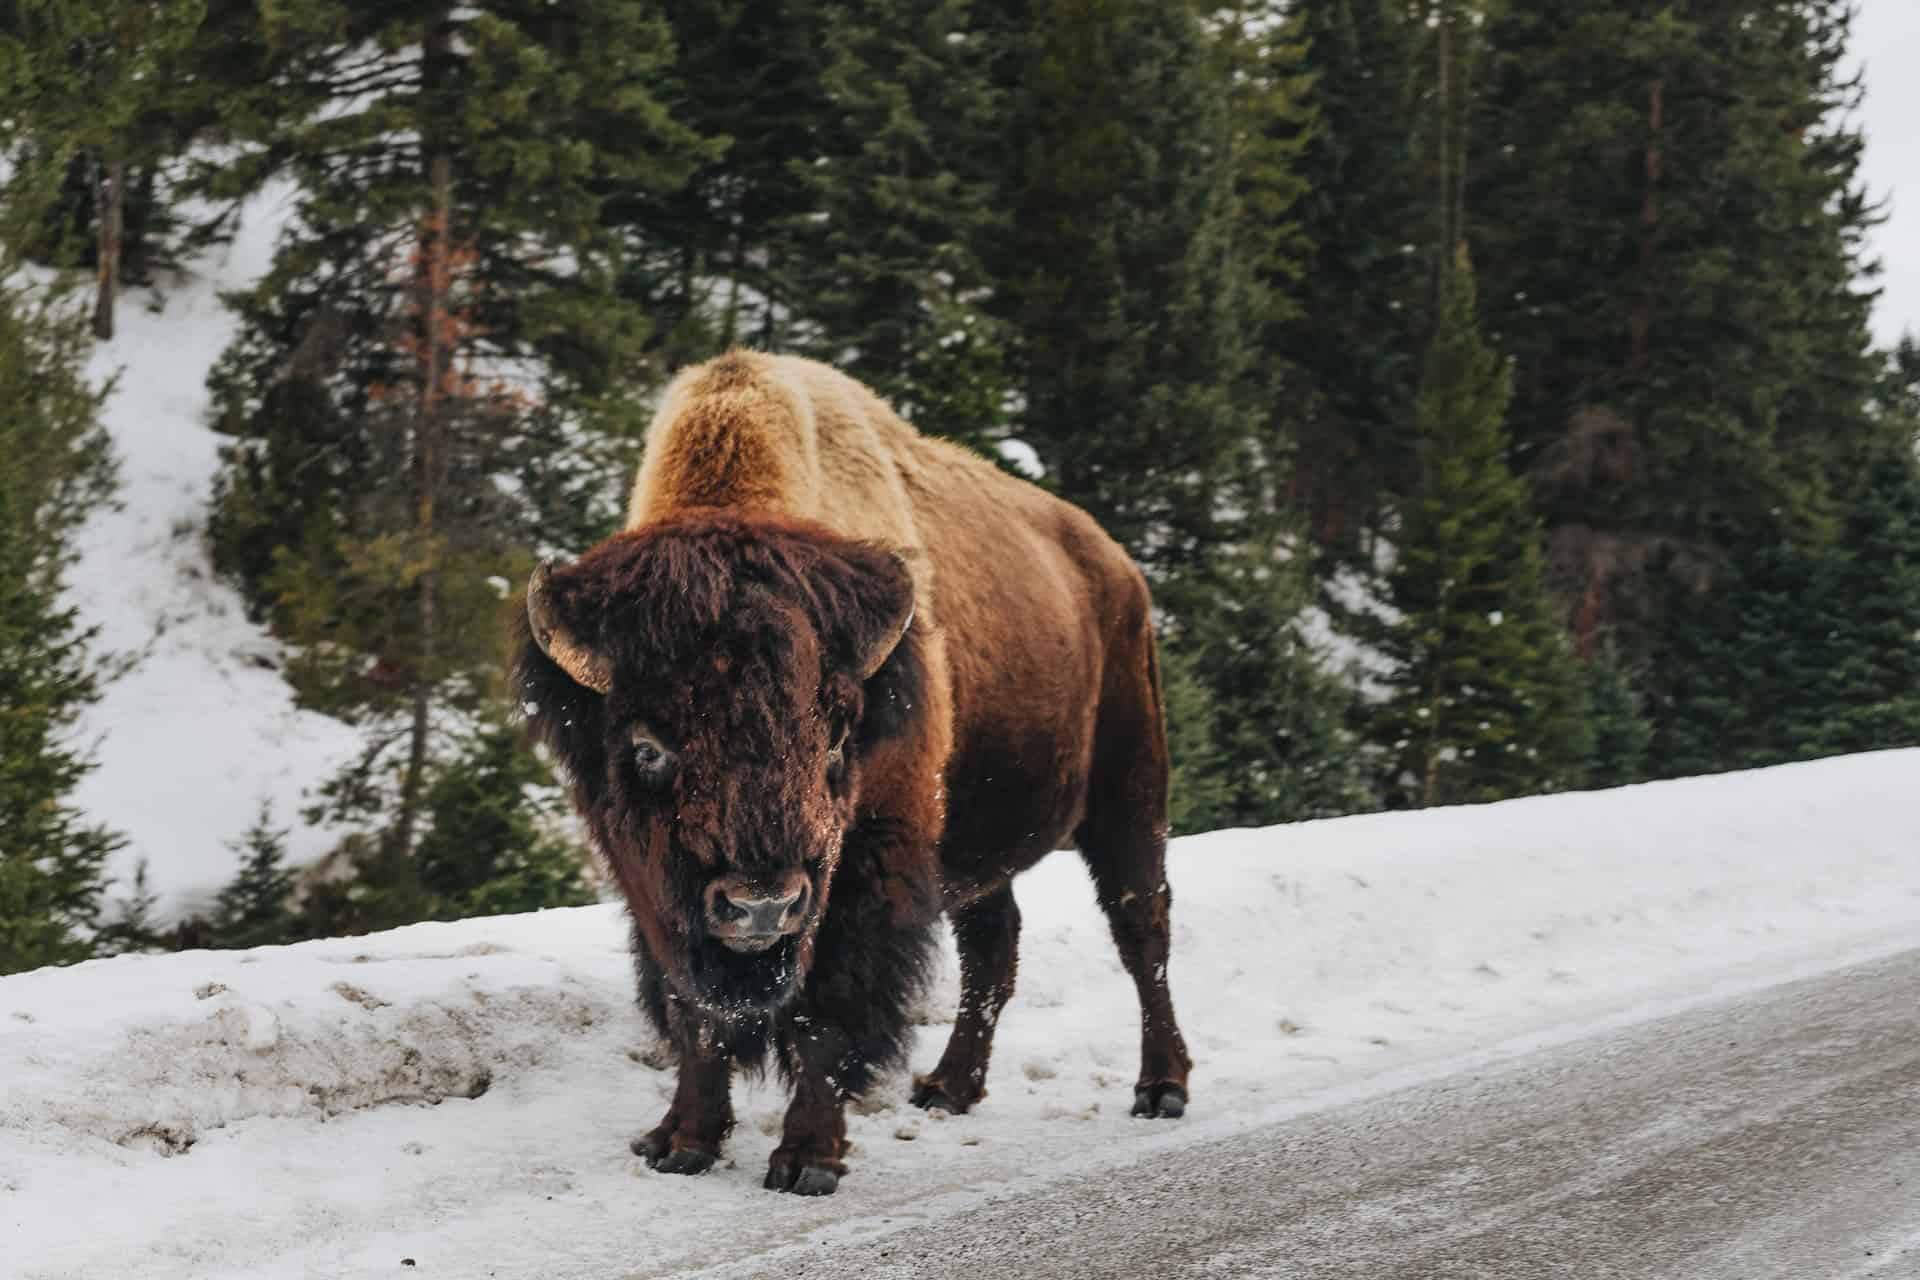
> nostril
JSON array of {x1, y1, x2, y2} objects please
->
[
  {"x1": 782, "y1": 882, "x2": 810, "y2": 921},
  {"x1": 704, "y1": 882, "x2": 751, "y2": 927}
]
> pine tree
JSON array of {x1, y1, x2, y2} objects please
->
[
  {"x1": 1284, "y1": 0, "x2": 1425, "y2": 550},
  {"x1": 1781, "y1": 451, "x2": 1920, "y2": 757},
  {"x1": 778, "y1": 0, "x2": 1009, "y2": 449},
  {"x1": 1472, "y1": 0, "x2": 1883, "y2": 664},
  {"x1": 412, "y1": 724, "x2": 594, "y2": 920},
  {"x1": 208, "y1": 805, "x2": 298, "y2": 949},
  {"x1": 1371, "y1": 252, "x2": 1591, "y2": 808},
  {"x1": 614, "y1": 0, "x2": 838, "y2": 360},
  {"x1": 1651, "y1": 436, "x2": 1920, "y2": 777},
  {"x1": 97, "y1": 858, "x2": 165, "y2": 954},
  {"x1": 1163, "y1": 543, "x2": 1375, "y2": 826},
  {"x1": 0, "y1": 273, "x2": 122, "y2": 975},
  {"x1": 1580, "y1": 641, "x2": 1652, "y2": 789},
  {"x1": 1210, "y1": 1, "x2": 1315, "y2": 324},
  {"x1": 201, "y1": 1, "x2": 711, "y2": 864},
  {"x1": 1205, "y1": 0, "x2": 1323, "y2": 540},
  {"x1": 995, "y1": 0, "x2": 1255, "y2": 573},
  {"x1": 606, "y1": 0, "x2": 1009, "y2": 448},
  {"x1": 297, "y1": 723, "x2": 593, "y2": 934}
]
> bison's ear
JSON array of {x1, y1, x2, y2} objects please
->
[
  {"x1": 816, "y1": 544, "x2": 926, "y2": 748},
  {"x1": 823, "y1": 545, "x2": 916, "y2": 681}
]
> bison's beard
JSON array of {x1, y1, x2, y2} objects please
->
[{"x1": 686, "y1": 932, "x2": 805, "y2": 1014}]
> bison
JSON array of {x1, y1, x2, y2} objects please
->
[{"x1": 516, "y1": 352, "x2": 1191, "y2": 1196}]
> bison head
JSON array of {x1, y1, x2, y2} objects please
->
[{"x1": 514, "y1": 512, "x2": 921, "y2": 1016}]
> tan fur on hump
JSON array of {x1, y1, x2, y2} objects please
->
[{"x1": 628, "y1": 351, "x2": 927, "y2": 603}]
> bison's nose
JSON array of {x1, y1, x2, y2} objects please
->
[{"x1": 704, "y1": 872, "x2": 811, "y2": 949}]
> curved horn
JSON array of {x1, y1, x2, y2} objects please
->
[{"x1": 527, "y1": 560, "x2": 613, "y2": 695}]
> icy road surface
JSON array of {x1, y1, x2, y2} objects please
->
[
  {"x1": 5, "y1": 750, "x2": 1920, "y2": 1278},
  {"x1": 714, "y1": 942, "x2": 1920, "y2": 1280}
]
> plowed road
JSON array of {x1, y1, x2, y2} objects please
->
[{"x1": 690, "y1": 946, "x2": 1920, "y2": 1279}]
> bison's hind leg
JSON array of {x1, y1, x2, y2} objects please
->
[
  {"x1": 1078, "y1": 818, "x2": 1192, "y2": 1118},
  {"x1": 910, "y1": 884, "x2": 1020, "y2": 1114},
  {"x1": 1077, "y1": 638, "x2": 1192, "y2": 1119}
]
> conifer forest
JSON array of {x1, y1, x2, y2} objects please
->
[{"x1": 1, "y1": 0, "x2": 1915, "y2": 972}]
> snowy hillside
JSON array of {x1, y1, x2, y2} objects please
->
[
  {"x1": 5, "y1": 750, "x2": 1919, "y2": 1279},
  {"x1": 62, "y1": 189, "x2": 362, "y2": 917}
]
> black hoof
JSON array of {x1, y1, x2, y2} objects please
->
[
  {"x1": 909, "y1": 1079, "x2": 974, "y2": 1114},
  {"x1": 1131, "y1": 1084, "x2": 1187, "y2": 1119},
  {"x1": 655, "y1": 1147, "x2": 717, "y2": 1176},
  {"x1": 634, "y1": 1135, "x2": 715, "y2": 1175},
  {"x1": 765, "y1": 1162, "x2": 841, "y2": 1196},
  {"x1": 791, "y1": 1166, "x2": 840, "y2": 1196}
]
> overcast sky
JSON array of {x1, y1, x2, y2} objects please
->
[{"x1": 1854, "y1": 0, "x2": 1920, "y2": 348}]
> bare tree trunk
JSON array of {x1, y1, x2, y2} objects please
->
[
  {"x1": 92, "y1": 156, "x2": 124, "y2": 342},
  {"x1": 1451, "y1": 2, "x2": 1477, "y2": 266},
  {"x1": 394, "y1": 23, "x2": 455, "y2": 860},
  {"x1": 1432, "y1": 1, "x2": 1485, "y2": 297}
]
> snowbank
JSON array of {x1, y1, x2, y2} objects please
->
[{"x1": 5, "y1": 750, "x2": 1919, "y2": 1278}]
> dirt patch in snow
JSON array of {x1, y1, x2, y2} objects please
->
[{"x1": 330, "y1": 982, "x2": 392, "y2": 1010}]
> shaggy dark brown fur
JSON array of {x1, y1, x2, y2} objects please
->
[{"x1": 516, "y1": 352, "x2": 1190, "y2": 1197}]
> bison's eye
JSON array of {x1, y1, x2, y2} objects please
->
[{"x1": 631, "y1": 728, "x2": 676, "y2": 784}]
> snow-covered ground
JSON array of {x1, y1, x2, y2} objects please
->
[
  {"x1": 62, "y1": 186, "x2": 363, "y2": 918},
  {"x1": 5, "y1": 749, "x2": 1918, "y2": 1279}
]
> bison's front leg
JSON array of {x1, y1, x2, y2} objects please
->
[
  {"x1": 765, "y1": 1018, "x2": 852, "y2": 1196},
  {"x1": 632, "y1": 1005, "x2": 734, "y2": 1176}
]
